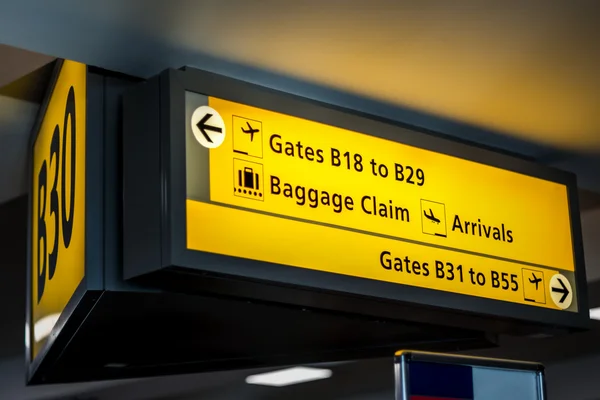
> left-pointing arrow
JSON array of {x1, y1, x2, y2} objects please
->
[
  {"x1": 551, "y1": 277, "x2": 570, "y2": 303},
  {"x1": 196, "y1": 113, "x2": 222, "y2": 143},
  {"x1": 190, "y1": 105, "x2": 226, "y2": 149}
]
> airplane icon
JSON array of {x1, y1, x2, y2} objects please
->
[
  {"x1": 529, "y1": 273, "x2": 542, "y2": 290},
  {"x1": 241, "y1": 121, "x2": 259, "y2": 142},
  {"x1": 423, "y1": 209, "x2": 441, "y2": 224}
]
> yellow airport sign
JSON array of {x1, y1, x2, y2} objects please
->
[
  {"x1": 30, "y1": 60, "x2": 86, "y2": 360},
  {"x1": 184, "y1": 96, "x2": 578, "y2": 312}
]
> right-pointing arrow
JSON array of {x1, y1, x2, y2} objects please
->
[{"x1": 551, "y1": 277, "x2": 570, "y2": 303}]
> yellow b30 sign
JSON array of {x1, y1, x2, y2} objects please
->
[
  {"x1": 185, "y1": 96, "x2": 577, "y2": 313},
  {"x1": 31, "y1": 60, "x2": 86, "y2": 360}
]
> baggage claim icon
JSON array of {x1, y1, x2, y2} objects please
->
[
  {"x1": 233, "y1": 158, "x2": 264, "y2": 201},
  {"x1": 191, "y1": 106, "x2": 226, "y2": 148}
]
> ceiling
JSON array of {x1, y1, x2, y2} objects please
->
[
  {"x1": 0, "y1": 1, "x2": 600, "y2": 399},
  {"x1": 0, "y1": 0, "x2": 598, "y2": 153}
]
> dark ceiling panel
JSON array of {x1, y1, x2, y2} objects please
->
[{"x1": 0, "y1": 195, "x2": 27, "y2": 358}]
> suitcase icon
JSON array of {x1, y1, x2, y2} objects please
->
[{"x1": 239, "y1": 167, "x2": 259, "y2": 190}]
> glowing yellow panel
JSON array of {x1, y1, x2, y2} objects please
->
[{"x1": 185, "y1": 96, "x2": 577, "y2": 312}]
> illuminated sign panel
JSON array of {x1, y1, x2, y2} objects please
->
[
  {"x1": 31, "y1": 60, "x2": 86, "y2": 360},
  {"x1": 184, "y1": 94, "x2": 577, "y2": 312}
]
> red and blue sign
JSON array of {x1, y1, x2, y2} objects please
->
[{"x1": 407, "y1": 360, "x2": 540, "y2": 400}]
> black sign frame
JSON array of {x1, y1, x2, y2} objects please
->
[{"x1": 123, "y1": 67, "x2": 589, "y2": 335}]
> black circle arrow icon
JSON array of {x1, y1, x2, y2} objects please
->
[
  {"x1": 196, "y1": 113, "x2": 222, "y2": 143},
  {"x1": 551, "y1": 277, "x2": 570, "y2": 303}
]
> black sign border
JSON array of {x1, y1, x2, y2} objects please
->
[{"x1": 125, "y1": 67, "x2": 589, "y2": 335}]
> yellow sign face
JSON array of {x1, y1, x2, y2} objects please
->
[
  {"x1": 185, "y1": 95, "x2": 577, "y2": 312},
  {"x1": 31, "y1": 60, "x2": 86, "y2": 360}
]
